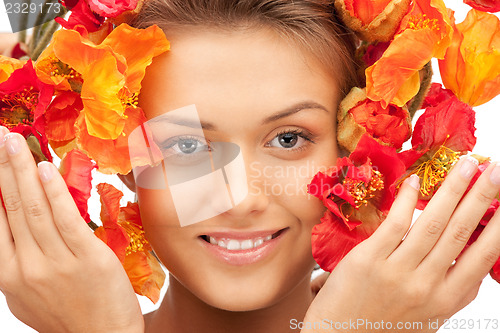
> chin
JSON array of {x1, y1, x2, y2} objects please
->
[
  {"x1": 196, "y1": 275, "x2": 287, "y2": 311},
  {"x1": 172, "y1": 252, "x2": 316, "y2": 312}
]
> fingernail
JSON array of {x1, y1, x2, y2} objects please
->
[
  {"x1": 490, "y1": 163, "x2": 500, "y2": 185},
  {"x1": 4, "y1": 134, "x2": 20, "y2": 155},
  {"x1": 38, "y1": 161, "x2": 54, "y2": 182},
  {"x1": 460, "y1": 156, "x2": 479, "y2": 179},
  {"x1": 406, "y1": 174, "x2": 421, "y2": 191},
  {"x1": 0, "y1": 126, "x2": 7, "y2": 147}
]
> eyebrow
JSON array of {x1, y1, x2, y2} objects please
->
[
  {"x1": 261, "y1": 101, "x2": 330, "y2": 125},
  {"x1": 148, "y1": 101, "x2": 329, "y2": 130},
  {"x1": 148, "y1": 115, "x2": 217, "y2": 131}
]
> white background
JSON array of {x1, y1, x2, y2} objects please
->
[{"x1": 0, "y1": 1, "x2": 499, "y2": 332}]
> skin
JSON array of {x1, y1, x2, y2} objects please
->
[
  {"x1": 0, "y1": 25, "x2": 499, "y2": 333},
  {"x1": 303, "y1": 157, "x2": 500, "y2": 332},
  {"x1": 129, "y1": 27, "x2": 340, "y2": 333}
]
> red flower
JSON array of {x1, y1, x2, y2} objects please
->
[
  {"x1": 88, "y1": 0, "x2": 138, "y2": 18},
  {"x1": 420, "y1": 82, "x2": 455, "y2": 108},
  {"x1": 308, "y1": 134, "x2": 406, "y2": 271},
  {"x1": 311, "y1": 210, "x2": 376, "y2": 272},
  {"x1": 338, "y1": 87, "x2": 412, "y2": 151},
  {"x1": 95, "y1": 183, "x2": 129, "y2": 261},
  {"x1": 350, "y1": 97, "x2": 411, "y2": 148},
  {"x1": 464, "y1": 0, "x2": 500, "y2": 12},
  {"x1": 59, "y1": 149, "x2": 96, "y2": 223},
  {"x1": 0, "y1": 60, "x2": 54, "y2": 163},
  {"x1": 361, "y1": 41, "x2": 391, "y2": 67},
  {"x1": 56, "y1": 0, "x2": 105, "y2": 33},
  {"x1": 44, "y1": 92, "x2": 83, "y2": 142},
  {"x1": 399, "y1": 89, "x2": 477, "y2": 205}
]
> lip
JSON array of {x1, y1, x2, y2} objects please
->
[{"x1": 198, "y1": 227, "x2": 289, "y2": 266}]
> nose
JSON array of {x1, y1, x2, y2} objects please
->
[
  {"x1": 223, "y1": 184, "x2": 270, "y2": 219},
  {"x1": 221, "y1": 153, "x2": 270, "y2": 220}
]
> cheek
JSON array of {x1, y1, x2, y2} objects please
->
[
  {"x1": 275, "y1": 174, "x2": 326, "y2": 230},
  {"x1": 137, "y1": 188, "x2": 178, "y2": 227}
]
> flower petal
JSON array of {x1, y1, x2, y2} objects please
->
[
  {"x1": 439, "y1": 9, "x2": 500, "y2": 106},
  {"x1": 59, "y1": 149, "x2": 96, "y2": 223},
  {"x1": 312, "y1": 210, "x2": 374, "y2": 272}
]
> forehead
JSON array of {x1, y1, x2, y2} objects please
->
[{"x1": 138, "y1": 28, "x2": 339, "y2": 122}]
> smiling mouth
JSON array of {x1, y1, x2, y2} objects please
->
[{"x1": 199, "y1": 228, "x2": 288, "y2": 251}]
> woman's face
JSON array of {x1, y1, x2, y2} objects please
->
[{"x1": 134, "y1": 27, "x2": 340, "y2": 311}]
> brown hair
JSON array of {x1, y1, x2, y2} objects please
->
[{"x1": 130, "y1": 0, "x2": 360, "y2": 98}]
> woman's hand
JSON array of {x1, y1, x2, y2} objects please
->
[
  {"x1": 303, "y1": 157, "x2": 500, "y2": 332},
  {"x1": 0, "y1": 127, "x2": 144, "y2": 333}
]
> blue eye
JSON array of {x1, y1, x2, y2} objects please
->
[
  {"x1": 267, "y1": 129, "x2": 314, "y2": 151},
  {"x1": 160, "y1": 135, "x2": 211, "y2": 157}
]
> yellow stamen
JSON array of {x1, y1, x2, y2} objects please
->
[
  {"x1": 120, "y1": 221, "x2": 149, "y2": 255},
  {"x1": 42, "y1": 56, "x2": 82, "y2": 81},
  {"x1": 120, "y1": 92, "x2": 139, "y2": 109},
  {"x1": 406, "y1": 14, "x2": 439, "y2": 31},
  {"x1": 0, "y1": 87, "x2": 37, "y2": 127},
  {"x1": 413, "y1": 144, "x2": 460, "y2": 196},
  {"x1": 342, "y1": 168, "x2": 385, "y2": 209}
]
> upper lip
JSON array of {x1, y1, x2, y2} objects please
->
[{"x1": 200, "y1": 227, "x2": 288, "y2": 240}]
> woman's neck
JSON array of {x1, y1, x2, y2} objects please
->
[{"x1": 145, "y1": 273, "x2": 315, "y2": 333}]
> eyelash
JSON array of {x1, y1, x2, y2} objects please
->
[
  {"x1": 265, "y1": 128, "x2": 316, "y2": 153},
  {"x1": 162, "y1": 135, "x2": 211, "y2": 148},
  {"x1": 158, "y1": 128, "x2": 315, "y2": 155}
]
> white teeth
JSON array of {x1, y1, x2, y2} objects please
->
[
  {"x1": 227, "y1": 239, "x2": 241, "y2": 250},
  {"x1": 241, "y1": 239, "x2": 253, "y2": 250},
  {"x1": 254, "y1": 238, "x2": 264, "y2": 247},
  {"x1": 206, "y1": 233, "x2": 278, "y2": 251}
]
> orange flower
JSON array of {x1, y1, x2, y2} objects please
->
[
  {"x1": 0, "y1": 56, "x2": 25, "y2": 84},
  {"x1": 334, "y1": 0, "x2": 412, "y2": 42},
  {"x1": 94, "y1": 183, "x2": 165, "y2": 303},
  {"x1": 36, "y1": 23, "x2": 170, "y2": 174},
  {"x1": 75, "y1": 105, "x2": 148, "y2": 174},
  {"x1": 438, "y1": 9, "x2": 500, "y2": 106},
  {"x1": 365, "y1": 0, "x2": 453, "y2": 107}
]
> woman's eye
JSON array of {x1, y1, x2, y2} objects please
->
[
  {"x1": 176, "y1": 138, "x2": 203, "y2": 154},
  {"x1": 160, "y1": 136, "x2": 211, "y2": 157},
  {"x1": 275, "y1": 133, "x2": 299, "y2": 148},
  {"x1": 268, "y1": 130, "x2": 313, "y2": 150}
]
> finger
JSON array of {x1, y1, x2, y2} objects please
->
[
  {"x1": 0, "y1": 131, "x2": 39, "y2": 254},
  {"x1": 390, "y1": 156, "x2": 479, "y2": 268},
  {"x1": 0, "y1": 128, "x2": 15, "y2": 261},
  {"x1": 421, "y1": 162, "x2": 500, "y2": 273},
  {"x1": 0, "y1": 189, "x2": 15, "y2": 262},
  {"x1": 37, "y1": 161, "x2": 96, "y2": 256},
  {"x1": 367, "y1": 174, "x2": 420, "y2": 259},
  {"x1": 1, "y1": 132, "x2": 68, "y2": 256},
  {"x1": 446, "y1": 207, "x2": 500, "y2": 291}
]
